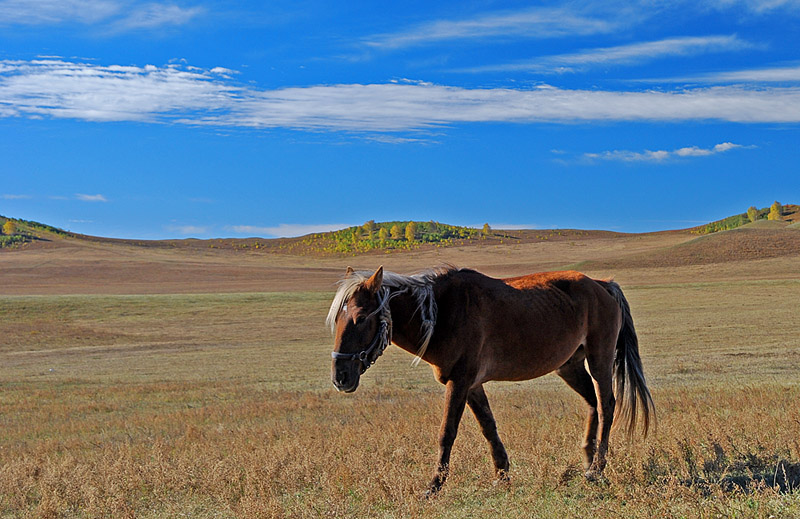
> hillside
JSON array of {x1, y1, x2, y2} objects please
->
[
  {"x1": 0, "y1": 215, "x2": 609, "y2": 255},
  {"x1": 1, "y1": 205, "x2": 798, "y2": 295},
  {"x1": 692, "y1": 203, "x2": 799, "y2": 234},
  {"x1": 3, "y1": 203, "x2": 796, "y2": 256},
  {"x1": 581, "y1": 224, "x2": 800, "y2": 270},
  {"x1": 577, "y1": 204, "x2": 800, "y2": 270}
]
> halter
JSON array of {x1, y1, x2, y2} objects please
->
[{"x1": 330, "y1": 288, "x2": 393, "y2": 373}]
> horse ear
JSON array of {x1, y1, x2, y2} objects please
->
[
  {"x1": 364, "y1": 266, "x2": 383, "y2": 293},
  {"x1": 345, "y1": 266, "x2": 355, "y2": 278}
]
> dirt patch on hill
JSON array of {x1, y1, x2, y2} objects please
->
[{"x1": 587, "y1": 227, "x2": 800, "y2": 270}]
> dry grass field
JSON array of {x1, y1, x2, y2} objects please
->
[{"x1": 1, "y1": 224, "x2": 800, "y2": 518}]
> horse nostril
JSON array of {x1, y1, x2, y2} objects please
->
[{"x1": 336, "y1": 371, "x2": 348, "y2": 386}]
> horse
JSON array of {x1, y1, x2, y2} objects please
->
[{"x1": 327, "y1": 265, "x2": 654, "y2": 495}]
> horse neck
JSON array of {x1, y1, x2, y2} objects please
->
[{"x1": 387, "y1": 286, "x2": 430, "y2": 356}]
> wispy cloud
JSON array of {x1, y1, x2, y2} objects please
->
[
  {"x1": 0, "y1": 0, "x2": 203, "y2": 30},
  {"x1": 484, "y1": 223, "x2": 540, "y2": 230},
  {"x1": 112, "y1": 3, "x2": 204, "y2": 31},
  {"x1": 164, "y1": 224, "x2": 208, "y2": 235},
  {"x1": 0, "y1": 0, "x2": 119, "y2": 25},
  {"x1": 3, "y1": 60, "x2": 800, "y2": 135},
  {"x1": 361, "y1": 1, "x2": 800, "y2": 53},
  {"x1": 705, "y1": 0, "x2": 800, "y2": 14},
  {"x1": 650, "y1": 64, "x2": 800, "y2": 84},
  {"x1": 584, "y1": 142, "x2": 747, "y2": 162},
  {"x1": 459, "y1": 35, "x2": 752, "y2": 74},
  {"x1": 75, "y1": 193, "x2": 108, "y2": 202},
  {"x1": 230, "y1": 223, "x2": 353, "y2": 238},
  {"x1": 1, "y1": 193, "x2": 31, "y2": 199},
  {"x1": 362, "y1": 6, "x2": 622, "y2": 50}
]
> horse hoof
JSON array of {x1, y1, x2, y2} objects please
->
[
  {"x1": 494, "y1": 469, "x2": 511, "y2": 485},
  {"x1": 584, "y1": 469, "x2": 601, "y2": 482}
]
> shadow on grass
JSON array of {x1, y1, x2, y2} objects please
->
[
  {"x1": 689, "y1": 459, "x2": 800, "y2": 494},
  {"x1": 675, "y1": 440, "x2": 800, "y2": 494},
  {"x1": 558, "y1": 442, "x2": 800, "y2": 495}
]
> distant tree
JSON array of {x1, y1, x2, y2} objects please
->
[
  {"x1": 363, "y1": 220, "x2": 376, "y2": 234},
  {"x1": 378, "y1": 227, "x2": 389, "y2": 242},
  {"x1": 768, "y1": 201, "x2": 783, "y2": 221},
  {"x1": 747, "y1": 206, "x2": 758, "y2": 223},
  {"x1": 390, "y1": 224, "x2": 402, "y2": 240},
  {"x1": 482, "y1": 223, "x2": 492, "y2": 236},
  {"x1": 2, "y1": 221, "x2": 17, "y2": 235},
  {"x1": 405, "y1": 222, "x2": 417, "y2": 242}
]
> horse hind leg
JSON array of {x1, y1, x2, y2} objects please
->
[
  {"x1": 467, "y1": 385, "x2": 510, "y2": 481},
  {"x1": 556, "y1": 348, "x2": 599, "y2": 471},
  {"x1": 584, "y1": 340, "x2": 617, "y2": 481}
]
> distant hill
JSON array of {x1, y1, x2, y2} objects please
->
[
  {"x1": 2, "y1": 204, "x2": 797, "y2": 257},
  {"x1": 692, "y1": 204, "x2": 799, "y2": 235},
  {"x1": 0, "y1": 214, "x2": 604, "y2": 256},
  {"x1": 2, "y1": 208, "x2": 796, "y2": 295},
  {"x1": 0, "y1": 215, "x2": 70, "y2": 248},
  {"x1": 583, "y1": 205, "x2": 800, "y2": 270}
]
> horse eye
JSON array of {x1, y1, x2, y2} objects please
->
[{"x1": 355, "y1": 316, "x2": 366, "y2": 325}]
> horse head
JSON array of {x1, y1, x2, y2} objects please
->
[{"x1": 330, "y1": 266, "x2": 391, "y2": 393}]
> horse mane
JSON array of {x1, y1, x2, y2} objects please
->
[{"x1": 326, "y1": 266, "x2": 455, "y2": 365}]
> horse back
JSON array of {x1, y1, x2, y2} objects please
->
[{"x1": 465, "y1": 270, "x2": 620, "y2": 382}]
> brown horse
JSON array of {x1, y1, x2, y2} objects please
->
[{"x1": 327, "y1": 265, "x2": 654, "y2": 495}]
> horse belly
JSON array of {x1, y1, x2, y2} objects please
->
[{"x1": 479, "y1": 330, "x2": 585, "y2": 383}]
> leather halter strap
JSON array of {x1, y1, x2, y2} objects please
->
[
  {"x1": 330, "y1": 320, "x2": 389, "y2": 370},
  {"x1": 331, "y1": 286, "x2": 392, "y2": 372}
]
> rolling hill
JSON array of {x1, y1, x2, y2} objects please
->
[{"x1": 0, "y1": 205, "x2": 797, "y2": 295}]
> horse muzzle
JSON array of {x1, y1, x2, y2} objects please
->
[{"x1": 332, "y1": 361, "x2": 361, "y2": 393}]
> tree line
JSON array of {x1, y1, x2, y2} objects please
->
[{"x1": 697, "y1": 201, "x2": 785, "y2": 235}]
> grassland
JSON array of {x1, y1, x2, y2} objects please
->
[{"x1": 1, "y1": 224, "x2": 800, "y2": 518}]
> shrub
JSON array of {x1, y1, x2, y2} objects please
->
[
  {"x1": 2, "y1": 221, "x2": 17, "y2": 235},
  {"x1": 405, "y1": 222, "x2": 417, "y2": 242},
  {"x1": 768, "y1": 201, "x2": 782, "y2": 221},
  {"x1": 390, "y1": 224, "x2": 402, "y2": 240}
]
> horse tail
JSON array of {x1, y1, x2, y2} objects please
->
[{"x1": 600, "y1": 280, "x2": 655, "y2": 438}]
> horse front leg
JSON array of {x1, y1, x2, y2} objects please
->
[
  {"x1": 426, "y1": 379, "x2": 469, "y2": 496},
  {"x1": 467, "y1": 385, "x2": 509, "y2": 481}
]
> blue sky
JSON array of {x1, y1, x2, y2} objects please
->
[{"x1": 1, "y1": 0, "x2": 799, "y2": 238}]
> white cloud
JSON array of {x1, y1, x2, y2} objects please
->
[
  {"x1": 0, "y1": 0, "x2": 119, "y2": 25},
  {"x1": 0, "y1": 59, "x2": 235, "y2": 123},
  {"x1": 362, "y1": 6, "x2": 621, "y2": 50},
  {"x1": 1, "y1": 194, "x2": 31, "y2": 199},
  {"x1": 230, "y1": 223, "x2": 353, "y2": 238},
  {"x1": 655, "y1": 64, "x2": 800, "y2": 84},
  {"x1": 484, "y1": 223, "x2": 540, "y2": 230},
  {"x1": 360, "y1": 1, "x2": 800, "y2": 54},
  {"x1": 113, "y1": 3, "x2": 204, "y2": 30},
  {"x1": 584, "y1": 142, "x2": 745, "y2": 162},
  {"x1": 165, "y1": 224, "x2": 208, "y2": 235},
  {"x1": 0, "y1": 0, "x2": 202, "y2": 30},
  {"x1": 460, "y1": 35, "x2": 752, "y2": 74},
  {"x1": 75, "y1": 193, "x2": 108, "y2": 202},
  {"x1": 3, "y1": 60, "x2": 800, "y2": 135},
  {"x1": 209, "y1": 66, "x2": 237, "y2": 76},
  {"x1": 705, "y1": 0, "x2": 800, "y2": 13}
]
